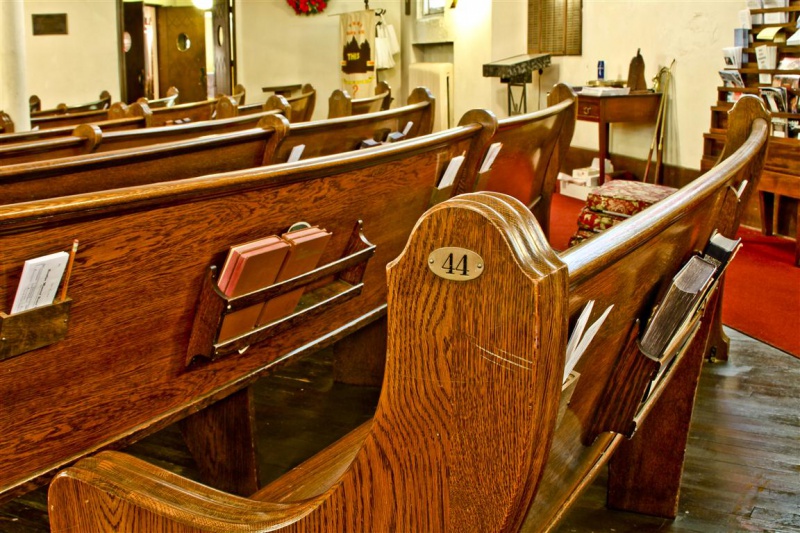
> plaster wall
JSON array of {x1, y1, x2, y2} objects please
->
[
  {"x1": 540, "y1": 1, "x2": 740, "y2": 171},
  {"x1": 235, "y1": 0, "x2": 402, "y2": 120},
  {"x1": 23, "y1": 0, "x2": 120, "y2": 108}
]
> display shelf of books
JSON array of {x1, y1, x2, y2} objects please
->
[{"x1": 703, "y1": 0, "x2": 800, "y2": 239}]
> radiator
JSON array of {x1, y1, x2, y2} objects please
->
[{"x1": 408, "y1": 62, "x2": 453, "y2": 131}]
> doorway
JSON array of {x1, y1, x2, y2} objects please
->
[{"x1": 119, "y1": 0, "x2": 235, "y2": 104}]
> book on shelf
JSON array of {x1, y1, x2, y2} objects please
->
[
  {"x1": 760, "y1": 86, "x2": 789, "y2": 113},
  {"x1": 723, "y1": 46, "x2": 743, "y2": 69},
  {"x1": 217, "y1": 236, "x2": 290, "y2": 342},
  {"x1": 746, "y1": 0, "x2": 763, "y2": 24},
  {"x1": 734, "y1": 28, "x2": 751, "y2": 63},
  {"x1": 762, "y1": 0, "x2": 788, "y2": 24},
  {"x1": 256, "y1": 226, "x2": 332, "y2": 327},
  {"x1": 738, "y1": 9, "x2": 753, "y2": 29},
  {"x1": 755, "y1": 44, "x2": 778, "y2": 84},
  {"x1": 788, "y1": 28, "x2": 800, "y2": 46},
  {"x1": 719, "y1": 69, "x2": 745, "y2": 88}
]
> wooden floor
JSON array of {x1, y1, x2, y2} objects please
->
[{"x1": 1, "y1": 328, "x2": 798, "y2": 532}]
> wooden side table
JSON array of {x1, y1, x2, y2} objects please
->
[{"x1": 576, "y1": 92, "x2": 662, "y2": 184}]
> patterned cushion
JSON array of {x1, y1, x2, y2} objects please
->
[
  {"x1": 568, "y1": 179, "x2": 679, "y2": 247},
  {"x1": 568, "y1": 229, "x2": 597, "y2": 247},
  {"x1": 576, "y1": 206, "x2": 628, "y2": 232},
  {"x1": 586, "y1": 180, "x2": 677, "y2": 216}
]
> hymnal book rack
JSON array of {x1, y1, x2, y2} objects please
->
[{"x1": 186, "y1": 221, "x2": 376, "y2": 365}]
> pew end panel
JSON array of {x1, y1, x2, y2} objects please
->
[
  {"x1": 48, "y1": 192, "x2": 569, "y2": 532},
  {"x1": 0, "y1": 111, "x2": 14, "y2": 134},
  {"x1": 0, "y1": 121, "x2": 497, "y2": 501}
]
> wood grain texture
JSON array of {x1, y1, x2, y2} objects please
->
[
  {"x1": 328, "y1": 82, "x2": 392, "y2": 119},
  {"x1": 0, "y1": 118, "x2": 495, "y2": 501},
  {"x1": 467, "y1": 83, "x2": 577, "y2": 239},
  {"x1": 47, "y1": 192, "x2": 569, "y2": 532},
  {"x1": 519, "y1": 95, "x2": 770, "y2": 531}
]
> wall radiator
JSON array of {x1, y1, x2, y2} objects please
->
[{"x1": 408, "y1": 62, "x2": 453, "y2": 132}]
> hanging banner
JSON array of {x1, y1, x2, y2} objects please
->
[{"x1": 339, "y1": 10, "x2": 376, "y2": 97}]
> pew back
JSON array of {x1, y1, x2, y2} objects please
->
[
  {"x1": 126, "y1": 96, "x2": 238, "y2": 127},
  {"x1": 271, "y1": 87, "x2": 434, "y2": 163},
  {"x1": 283, "y1": 84, "x2": 317, "y2": 122},
  {"x1": 0, "y1": 112, "x2": 13, "y2": 134},
  {"x1": 30, "y1": 91, "x2": 112, "y2": 117},
  {"x1": 136, "y1": 86, "x2": 179, "y2": 109},
  {"x1": 46, "y1": 97, "x2": 769, "y2": 532},
  {"x1": 466, "y1": 83, "x2": 577, "y2": 238},
  {"x1": 328, "y1": 81, "x2": 392, "y2": 119},
  {"x1": 0, "y1": 112, "x2": 496, "y2": 501},
  {"x1": 30, "y1": 109, "x2": 110, "y2": 130}
]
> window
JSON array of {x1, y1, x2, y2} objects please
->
[
  {"x1": 423, "y1": 0, "x2": 446, "y2": 16},
  {"x1": 528, "y1": 0, "x2": 582, "y2": 56}
]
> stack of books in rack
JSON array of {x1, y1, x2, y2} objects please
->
[{"x1": 217, "y1": 225, "x2": 332, "y2": 342}]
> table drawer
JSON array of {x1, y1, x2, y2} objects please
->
[{"x1": 578, "y1": 101, "x2": 600, "y2": 120}]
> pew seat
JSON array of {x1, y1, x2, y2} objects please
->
[{"x1": 46, "y1": 96, "x2": 769, "y2": 531}]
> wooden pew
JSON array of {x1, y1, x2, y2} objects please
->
[
  {"x1": 0, "y1": 89, "x2": 435, "y2": 198},
  {"x1": 29, "y1": 90, "x2": 112, "y2": 117},
  {"x1": 0, "y1": 117, "x2": 145, "y2": 146},
  {"x1": 0, "y1": 109, "x2": 285, "y2": 166},
  {"x1": 328, "y1": 81, "x2": 392, "y2": 119},
  {"x1": 461, "y1": 83, "x2": 577, "y2": 239},
  {"x1": 116, "y1": 95, "x2": 239, "y2": 127},
  {"x1": 30, "y1": 108, "x2": 114, "y2": 130},
  {"x1": 136, "y1": 86, "x2": 179, "y2": 109},
  {"x1": 282, "y1": 83, "x2": 317, "y2": 122},
  {"x1": 46, "y1": 97, "x2": 769, "y2": 531},
  {"x1": 0, "y1": 111, "x2": 13, "y2": 134},
  {"x1": 0, "y1": 111, "x2": 496, "y2": 503}
]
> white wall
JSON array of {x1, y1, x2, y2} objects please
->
[
  {"x1": 24, "y1": 0, "x2": 120, "y2": 107},
  {"x1": 539, "y1": 1, "x2": 741, "y2": 171},
  {"x1": 235, "y1": 0, "x2": 402, "y2": 120}
]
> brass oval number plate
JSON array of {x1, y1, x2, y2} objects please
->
[{"x1": 428, "y1": 247, "x2": 484, "y2": 281}]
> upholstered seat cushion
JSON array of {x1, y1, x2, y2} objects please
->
[{"x1": 577, "y1": 206, "x2": 628, "y2": 232}]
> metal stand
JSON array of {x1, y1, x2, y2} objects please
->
[{"x1": 503, "y1": 74, "x2": 531, "y2": 115}]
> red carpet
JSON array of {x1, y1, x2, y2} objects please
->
[{"x1": 549, "y1": 193, "x2": 800, "y2": 357}]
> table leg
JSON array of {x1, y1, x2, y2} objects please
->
[
  {"x1": 759, "y1": 191, "x2": 775, "y2": 236},
  {"x1": 598, "y1": 121, "x2": 609, "y2": 184}
]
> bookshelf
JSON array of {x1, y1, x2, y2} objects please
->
[{"x1": 702, "y1": 0, "x2": 799, "y2": 262}]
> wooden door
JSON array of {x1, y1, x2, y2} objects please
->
[
  {"x1": 123, "y1": 2, "x2": 145, "y2": 103},
  {"x1": 212, "y1": 0, "x2": 234, "y2": 97},
  {"x1": 157, "y1": 6, "x2": 207, "y2": 103}
]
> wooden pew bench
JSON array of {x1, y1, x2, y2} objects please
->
[
  {"x1": 112, "y1": 95, "x2": 239, "y2": 127},
  {"x1": 328, "y1": 81, "x2": 392, "y2": 119},
  {"x1": 29, "y1": 90, "x2": 112, "y2": 117},
  {"x1": 0, "y1": 110, "x2": 496, "y2": 503},
  {"x1": 0, "y1": 111, "x2": 13, "y2": 134},
  {"x1": 463, "y1": 83, "x2": 577, "y2": 239},
  {"x1": 46, "y1": 97, "x2": 769, "y2": 532},
  {"x1": 0, "y1": 116, "x2": 145, "y2": 146},
  {"x1": 0, "y1": 89, "x2": 436, "y2": 203}
]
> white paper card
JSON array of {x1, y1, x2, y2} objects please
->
[
  {"x1": 402, "y1": 121, "x2": 414, "y2": 135},
  {"x1": 287, "y1": 144, "x2": 305, "y2": 163},
  {"x1": 479, "y1": 142, "x2": 503, "y2": 173},
  {"x1": 11, "y1": 251, "x2": 70, "y2": 314},
  {"x1": 438, "y1": 155, "x2": 465, "y2": 190}
]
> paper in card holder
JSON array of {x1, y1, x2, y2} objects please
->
[
  {"x1": 438, "y1": 155, "x2": 465, "y2": 190},
  {"x1": 11, "y1": 252, "x2": 70, "y2": 314},
  {"x1": 287, "y1": 144, "x2": 305, "y2": 163},
  {"x1": 479, "y1": 142, "x2": 503, "y2": 173},
  {"x1": 402, "y1": 121, "x2": 414, "y2": 135}
]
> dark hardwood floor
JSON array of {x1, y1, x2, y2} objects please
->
[{"x1": 1, "y1": 328, "x2": 797, "y2": 532}]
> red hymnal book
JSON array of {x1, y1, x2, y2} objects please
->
[
  {"x1": 217, "y1": 236, "x2": 290, "y2": 342},
  {"x1": 256, "y1": 227, "x2": 332, "y2": 327}
]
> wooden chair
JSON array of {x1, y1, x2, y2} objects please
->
[
  {"x1": 136, "y1": 87, "x2": 179, "y2": 109},
  {"x1": 45, "y1": 98, "x2": 770, "y2": 532},
  {"x1": 328, "y1": 81, "x2": 392, "y2": 119},
  {"x1": 465, "y1": 83, "x2": 577, "y2": 239}
]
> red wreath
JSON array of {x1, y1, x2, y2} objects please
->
[{"x1": 287, "y1": 0, "x2": 327, "y2": 15}]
